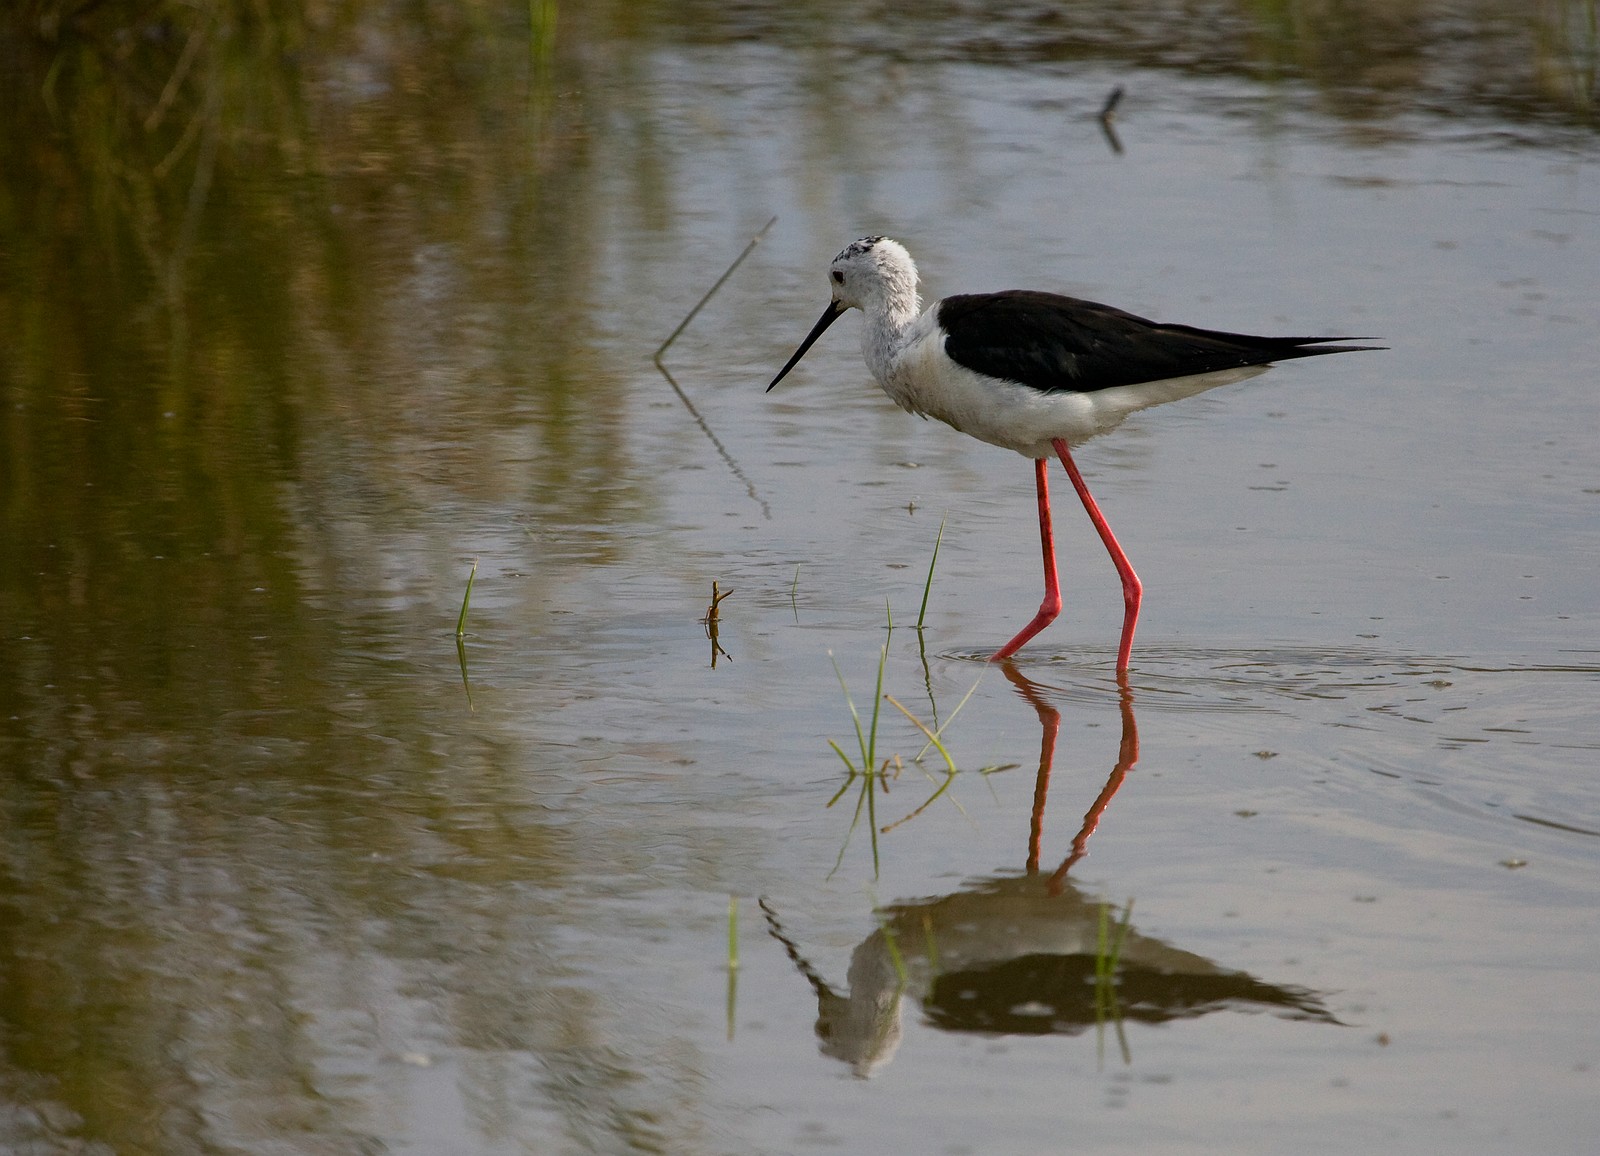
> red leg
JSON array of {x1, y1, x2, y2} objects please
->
[
  {"x1": 991, "y1": 458, "x2": 1061, "y2": 661},
  {"x1": 1051, "y1": 437, "x2": 1142, "y2": 672}
]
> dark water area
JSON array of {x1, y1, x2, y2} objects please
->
[{"x1": 2, "y1": 2, "x2": 1598, "y2": 1153}]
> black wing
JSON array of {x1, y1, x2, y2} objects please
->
[{"x1": 939, "y1": 290, "x2": 1377, "y2": 394}]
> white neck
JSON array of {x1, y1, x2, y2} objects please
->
[{"x1": 858, "y1": 269, "x2": 922, "y2": 387}]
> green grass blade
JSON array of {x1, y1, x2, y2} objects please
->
[
  {"x1": 455, "y1": 558, "x2": 478, "y2": 637},
  {"x1": 916, "y1": 514, "x2": 946, "y2": 630},
  {"x1": 826, "y1": 740, "x2": 861, "y2": 782},
  {"x1": 914, "y1": 668, "x2": 985, "y2": 762},
  {"x1": 866, "y1": 644, "x2": 887, "y2": 768},
  {"x1": 829, "y1": 651, "x2": 872, "y2": 770},
  {"x1": 884, "y1": 694, "x2": 956, "y2": 774}
]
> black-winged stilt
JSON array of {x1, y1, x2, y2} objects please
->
[{"x1": 767, "y1": 236, "x2": 1378, "y2": 670}]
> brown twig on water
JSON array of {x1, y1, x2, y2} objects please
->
[
  {"x1": 655, "y1": 215, "x2": 778, "y2": 363},
  {"x1": 702, "y1": 580, "x2": 734, "y2": 666},
  {"x1": 654, "y1": 218, "x2": 778, "y2": 520}
]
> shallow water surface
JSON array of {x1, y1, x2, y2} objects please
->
[{"x1": 2, "y1": 2, "x2": 1598, "y2": 1153}]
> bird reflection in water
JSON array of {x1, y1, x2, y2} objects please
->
[{"x1": 763, "y1": 669, "x2": 1337, "y2": 1078}]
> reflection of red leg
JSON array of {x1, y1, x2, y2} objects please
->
[
  {"x1": 1000, "y1": 663, "x2": 1061, "y2": 875},
  {"x1": 1050, "y1": 437, "x2": 1142, "y2": 672},
  {"x1": 1049, "y1": 674, "x2": 1139, "y2": 889},
  {"x1": 1114, "y1": 672, "x2": 1140, "y2": 772},
  {"x1": 991, "y1": 458, "x2": 1061, "y2": 661}
]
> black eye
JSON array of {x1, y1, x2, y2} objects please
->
[{"x1": 831, "y1": 270, "x2": 845, "y2": 284}]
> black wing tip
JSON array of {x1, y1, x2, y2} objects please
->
[{"x1": 1292, "y1": 340, "x2": 1388, "y2": 354}]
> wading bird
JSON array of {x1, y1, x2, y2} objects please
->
[{"x1": 767, "y1": 236, "x2": 1377, "y2": 669}]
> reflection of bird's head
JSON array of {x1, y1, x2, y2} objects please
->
[
  {"x1": 760, "y1": 897, "x2": 906, "y2": 1078},
  {"x1": 813, "y1": 934, "x2": 906, "y2": 1079}
]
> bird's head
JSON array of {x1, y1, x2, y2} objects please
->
[
  {"x1": 825, "y1": 236, "x2": 918, "y2": 313},
  {"x1": 768, "y1": 236, "x2": 921, "y2": 391}
]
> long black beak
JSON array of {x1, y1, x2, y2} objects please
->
[{"x1": 767, "y1": 301, "x2": 846, "y2": 392}]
